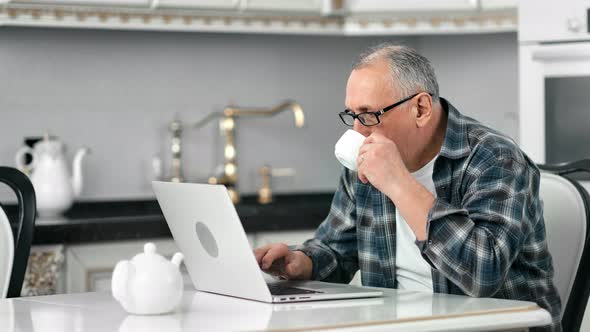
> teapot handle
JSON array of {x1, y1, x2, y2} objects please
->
[
  {"x1": 15, "y1": 147, "x2": 36, "y2": 173},
  {"x1": 112, "y1": 260, "x2": 133, "y2": 303}
]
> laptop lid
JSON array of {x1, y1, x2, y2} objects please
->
[{"x1": 152, "y1": 181, "x2": 272, "y2": 302}]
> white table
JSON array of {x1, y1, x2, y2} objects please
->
[{"x1": 1, "y1": 287, "x2": 551, "y2": 332}]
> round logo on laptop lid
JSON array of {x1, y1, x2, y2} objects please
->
[{"x1": 195, "y1": 221, "x2": 219, "y2": 258}]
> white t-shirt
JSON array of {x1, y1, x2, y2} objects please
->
[{"x1": 395, "y1": 156, "x2": 438, "y2": 292}]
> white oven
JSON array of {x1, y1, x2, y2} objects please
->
[{"x1": 519, "y1": 0, "x2": 590, "y2": 183}]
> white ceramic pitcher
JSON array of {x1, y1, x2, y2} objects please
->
[{"x1": 15, "y1": 136, "x2": 89, "y2": 217}]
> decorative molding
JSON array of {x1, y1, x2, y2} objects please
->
[
  {"x1": 344, "y1": 13, "x2": 517, "y2": 35},
  {"x1": 0, "y1": 3, "x2": 516, "y2": 35},
  {"x1": 0, "y1": 4, "x2": 343, "y2": 34}
]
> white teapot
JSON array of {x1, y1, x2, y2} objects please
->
[
  {"x1": 15, "y1": 135, "x2": 89, "y2": 217},
  {"x1": 112, "y1": 243, "x2": 185, "y2": 315}
]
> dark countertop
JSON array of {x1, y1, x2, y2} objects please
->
[{"x1": 4, "y1": 192, "x2": 333, "y2": 245}]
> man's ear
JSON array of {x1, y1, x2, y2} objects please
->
[{"x1": 413, "y1": 93, "x2": 433, "y2": 128}]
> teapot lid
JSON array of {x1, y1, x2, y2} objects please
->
[
  {"x1": 39, "y1": 132, "x2": 60, "y2": 142},
  {"x1": 35, "y1": 132, "x2": 61, "y2": 147},
  {"x1": 131, "y1": 243, "x2": 170, "y2": 268},
  {"x1": 34, "y1": 133, "x2": 63, "y2": 149},
  {"x1": 144, "y1": 242, "x2": 157, "y2": 254}
]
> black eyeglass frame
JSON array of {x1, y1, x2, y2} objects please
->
[{"x1": 339, "y1": 92, "x2": 432, "y2": 127}]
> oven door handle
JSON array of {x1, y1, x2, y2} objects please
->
[{"x1": 533, "y1": 45, "x2": 590, "y2": 61}]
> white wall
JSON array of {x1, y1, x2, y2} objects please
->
[
  {"x1": 0, "y1": 28, "x2": 518, "y2": 201},
  {"x1": 416, "y1": 33, "x2": 519, "y2": 140}
]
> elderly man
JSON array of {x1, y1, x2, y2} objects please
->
[{"x1": 254, "y1": 44, "x2": 561, "y2": 330}]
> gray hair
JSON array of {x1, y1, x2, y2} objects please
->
[{"x1": 353, "y1": 44, "x2": 440, "y2": 103}]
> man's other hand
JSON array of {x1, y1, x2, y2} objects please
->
[{"x1": 254, "y1": 243, "x2": 313, "y2": 280}]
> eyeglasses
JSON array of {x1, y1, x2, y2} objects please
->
[{"x1": 339, "y1": 92, "x2": 429, "y2": 127}]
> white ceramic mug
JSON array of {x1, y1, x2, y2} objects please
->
[{"x1": 334, "y1": 129, "x2": 366, "y2": 171}]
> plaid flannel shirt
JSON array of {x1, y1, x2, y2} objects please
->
[{"x1": 294, "y1": 98, "x2": 561, "y2": 330}]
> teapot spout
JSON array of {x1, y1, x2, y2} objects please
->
[{"x1": 72, "y1": 147, "x2": 90, "y2": 197}]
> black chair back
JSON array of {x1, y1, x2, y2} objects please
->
[{"x1": 0, "y1": 167, "x2": 36, "y2": 298}]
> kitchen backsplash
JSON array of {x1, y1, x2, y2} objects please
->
[{"x1": 0, "y1": 28, "x2": 518, "y2": 201}]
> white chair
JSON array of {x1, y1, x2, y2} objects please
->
[
  {"x1": 0, "y1": 200, "x2": 14, "y2": 298},
  {"x1": 539, "y1": 159, "x2": 590, "y2": 332},
  {"x1": 0, "y1": 166, "x2": 36, "y2": 298}
]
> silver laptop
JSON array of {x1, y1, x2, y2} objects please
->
[{"x1": 152, "y1": 181, "x2": 383, "y2": 303}]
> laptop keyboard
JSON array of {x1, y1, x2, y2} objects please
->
[{"x1": 268, "y1": 284, "x2": 324, "y2": 296}]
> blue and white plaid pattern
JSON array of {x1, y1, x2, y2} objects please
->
[{"x1": 294, "y1": 98, "x2": 561, "y2": 330}]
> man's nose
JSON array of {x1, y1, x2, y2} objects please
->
[{"x1": 353, "y1": 119, "x2": 370, "y2": 136}]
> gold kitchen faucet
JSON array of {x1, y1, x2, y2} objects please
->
[{"x1": 194, "y1": 101, "x2": 305, "y2": 203}]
